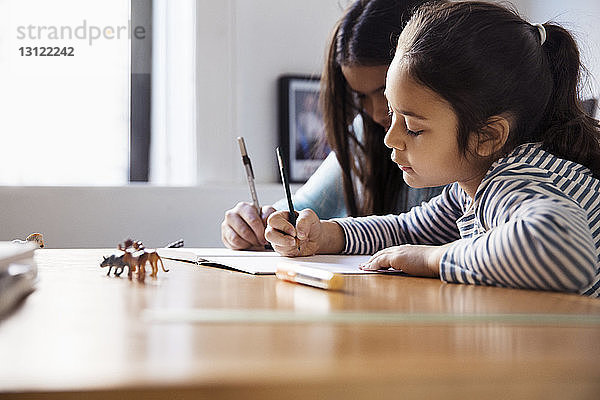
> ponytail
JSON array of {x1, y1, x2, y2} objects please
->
[{"x1": 538, "y1": 24, "x2": 600, "y2": 177}]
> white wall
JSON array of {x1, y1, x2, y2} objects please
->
[
  {"x1": 0, "y1": 184, "x2": 291, "y2": 248},
  {"x1": 515, "y1": 0, "x2": 600, "y2": 103},
  {"x1": 196, "y1": 0, "x2": 344, "y2": 184}
]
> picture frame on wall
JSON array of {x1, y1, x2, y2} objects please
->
[
  {"x1": 278, "y1": 75, "x2": 330, "y2": 183},
  {"x1": 582, "y1": 98, "x2": 597, "y2": 118}
]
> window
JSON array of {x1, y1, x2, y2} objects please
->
[
  {"x1": 130, "y1": 0, "x2": 152, "y2": 182},
  {"x1": 0, "y1": 0, "x2": 133, "y2": 185},
  {"x1": 149, "y1": 0, "x2": 196, "y2": 185}
]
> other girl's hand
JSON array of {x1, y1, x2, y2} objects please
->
[
  {"x1": 359, "y1": 244, "x2": 445, "y2": 277},
  {"x1": 221, "y1": 202, "x2": 276, "y2": 250},
  {"x1": 265, "y1": 209, "x2": 322, "y2": 257}
]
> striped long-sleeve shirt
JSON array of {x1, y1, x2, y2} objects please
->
[{"x1": 334, "y1": 143, "x2": 600, "y2": 297}]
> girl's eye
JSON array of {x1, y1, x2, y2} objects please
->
[{"x1": 406, "y1": 128, "x2": 423, "y2": 136}]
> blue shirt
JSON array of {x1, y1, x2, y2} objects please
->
[{"x1": 334, "y1": 143, "x2": 600, "y2": 297}]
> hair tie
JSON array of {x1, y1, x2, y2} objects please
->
[{"x1": 532, "y1": 23, "x2": 546, "y2": 46}]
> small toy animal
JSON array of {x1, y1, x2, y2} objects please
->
[
  {"x1": 100, "y1": 254, "x2": 127, "y2": 277},
  {"x1": 122, "y1": 250, "x2": 144, "y2": 281},
  {"x1": 12, "y1": 233, "x2": 45, "y2": 248},
  {"x1": 138, "y1": 249, "x2": 169, "y2": 278},
  {"x1": 102, "y1": 238, "x2": 169, "y2": 282}
]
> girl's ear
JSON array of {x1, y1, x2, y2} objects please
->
[{"x1": 473, "y1": 116, "x2": 511, "y2": 157}]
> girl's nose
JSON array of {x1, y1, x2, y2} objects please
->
[{"x1": 384, "y1": 124, "x2": 406, "y2": 150}]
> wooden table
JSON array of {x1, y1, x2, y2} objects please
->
[{"x1": 1, "y1": 249, "x2": 599, "y2": 399}]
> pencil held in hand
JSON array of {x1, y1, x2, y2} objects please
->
[
  {"x1": 276, "y1": 147, "x2": 297, "y2": 225},
  {"x1": 276, "y1": 147, "x2": 300, "y2": 253},
  {"x1": 238, "y1": 137, "x2": 261, "y2": 215}
]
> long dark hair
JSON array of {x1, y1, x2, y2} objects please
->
[
  {"x1": 320, "y1": 0, "x2": 427, "y2": 216},
  {"x1": 396, "y1": 0, "x2": 600, "y2": 177}
]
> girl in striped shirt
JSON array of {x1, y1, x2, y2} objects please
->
[{"x1": 265, "y1": 1, "x2": 600, "y2": 296}]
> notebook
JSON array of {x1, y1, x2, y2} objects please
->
[{"x1": 157, "y1": 247, "x2": 376, "y2": 275}]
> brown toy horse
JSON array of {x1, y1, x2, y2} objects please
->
[{"x1": 119, "y1": 239, "x2": 169, "y2": 282}]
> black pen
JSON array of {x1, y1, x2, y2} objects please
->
[{"x1": 276, "y1": 147, "x2": 300, "y2": 251}]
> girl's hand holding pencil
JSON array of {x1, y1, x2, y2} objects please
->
[
  {"x1": 270, "y1": 148, "x2": 345, "y2": 257},
  {"x1": 266, "y1": 209, "x2": 322, "y2": 257},
  {"x1": 222, "y1": 136, "x2": 277, "y2": 251},
  {"x1": 221, "y1": 202, "x2": 276, "y2": 250}
]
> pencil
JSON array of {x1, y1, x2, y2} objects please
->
[
  {"x1": 276, "y1": 147, "x2": 296, "y2": 225},
  {"x1": 237, "y1": 137, "x2": 261, "y2": 215},
  {"x1": 276, "y1": 147, "x2": 300, "y2": 252},
  {"x1": 238, "y1": 137, "x2": 272, "y2": 251}
]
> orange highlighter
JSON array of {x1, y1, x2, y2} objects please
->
[{"x1": 276, "y1": 261, "x2": 344, "y2": 290}]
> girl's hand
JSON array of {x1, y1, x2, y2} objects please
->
[
  {"x1": 221, "y1": 202, "x2": 276, "y2": 250},
  {"x1": 265, "y1": 209, "x2": 322, "y2": 257},
  {"x1": 359, "y1": 244, "x2": 446, "y2": 277}
]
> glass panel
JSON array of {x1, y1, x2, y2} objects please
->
[
  {"x1": 0, "y1": 0, "x2": 130, "y2": 185},
  {"x1": 150, "y1": 0, "x2": 196, "y2": 185}
]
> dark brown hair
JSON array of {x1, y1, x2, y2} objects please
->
[
  {"x1": 320, "y1": 0, "x2": 427, "y2": 216},
  {"x1": 396, "y1": 0, "x2": 600, "y2": 177}
]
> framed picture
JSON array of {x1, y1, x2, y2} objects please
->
[
  {"x1": 278, "y1": 75, "x2": 330, "y2": 183},
  {"x1": 582, "y1": 98, "x2": 597, "y2": 118}
]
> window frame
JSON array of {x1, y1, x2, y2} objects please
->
[{"x1": 129, "y1": 0, "x2": 152, "y2": 182}]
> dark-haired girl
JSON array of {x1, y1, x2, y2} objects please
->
[
  {"x1": 221, "y1": 0, "x2": 443, "y2": 250},
  {"x1": 266, "y1": 1, "x2": 600, "y2": 296}
]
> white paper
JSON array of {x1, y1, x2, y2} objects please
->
[{"x1": 157, "y1": 248, "x2": 375, "y2": 275}]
